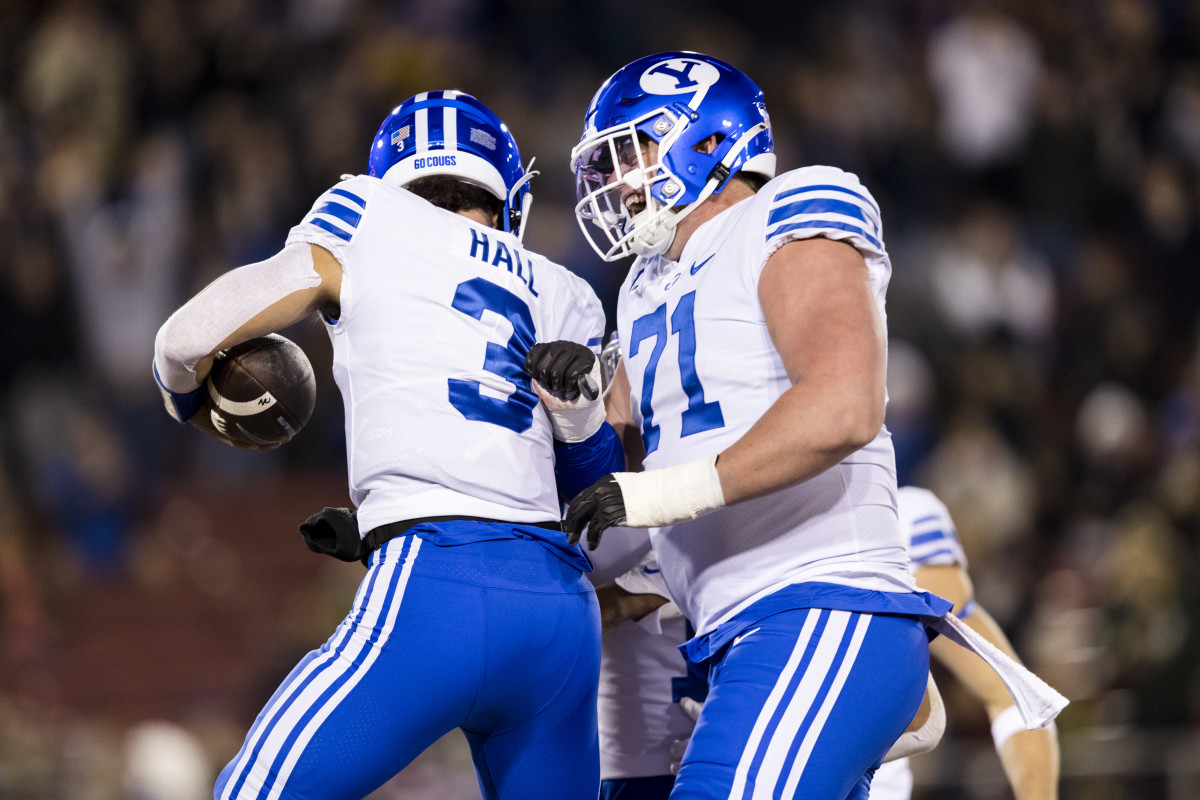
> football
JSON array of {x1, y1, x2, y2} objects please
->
[{"x1": 205, "y1": 334, "x2": 316, "y2": 446}]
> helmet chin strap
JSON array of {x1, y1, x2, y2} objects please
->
[
  {"x1": 629, "y1": 209, "x2": 677, "y2": 257},
  {"x1": 627, "y1": 122, "x2": 768, "y2": 259},
  {"x1": 507, "y1": 157, "x2": 539, "y2": 241}
]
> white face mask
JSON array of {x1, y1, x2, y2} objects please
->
[{"x1": 571, "y1": 111, "x2": 691, "y2": 262}]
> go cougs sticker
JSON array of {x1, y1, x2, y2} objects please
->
[{"x1": 639, "y1": 58, "x2": 721, "y2": 107}]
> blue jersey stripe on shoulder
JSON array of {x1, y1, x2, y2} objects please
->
[
  {"x1": 329, "y1": 187, "x2": 365, "y2": 207},
  {"x1": 587, "y1": 336, "x2": 603, "y2": 348},
  {"x1": 911, "y1": 514, "x2": 942, "y2": 526},
  {"x1": 912, "y1": 546, "x2": 960, "y2": 564},
  {"x1": 768, "y1": 197, "x2": 877, "y2": 233},
  {"x1": 315, "y1": 201, "x2": 363, "y2": 229},
  {"x1": 307, "y1": 216, "x2": 353, "y2": 242},
  {"x1": 774, "y1": 184, "x2": 880, "y2": 217},
  {"x1": 910, "y1": 529, "x2": 950, "y2": 546},
  {"x1": 767, "y1": 219, "x2": 883, "y2": 251}
]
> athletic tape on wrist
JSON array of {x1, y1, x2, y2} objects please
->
[
  {"x1": 613, "y1": 454, "x2": 725, "y2": 528},
  {"x1": 991, "y1": 704, "x2": 1055, "y2": 753}
]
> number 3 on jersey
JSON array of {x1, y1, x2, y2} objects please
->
[
  {"x1": 630, "y1": 290, "x2": 724, "y2": 455},
  {"x1": 447, "y1": 277, "x2": 538, "y2": 433}
]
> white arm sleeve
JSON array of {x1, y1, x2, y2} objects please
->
[{"x1": 154, "y1": 243, "x2": 321, "y2": 393}]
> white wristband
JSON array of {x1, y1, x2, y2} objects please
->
[
  {"x1": 991, "y1": 704, "x2": 1056, "y2": 753},
  {"x1": 532, "y1": 360, "x2": 605, "y2": 443},
  {"x1": 613, "y1": 455, "x2": 725, "y2": 528}
]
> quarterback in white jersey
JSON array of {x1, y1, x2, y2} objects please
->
[
  {"x1": 565, "y1": 52, "x2": 951, "y2": 799},
  {"x1": 872, "y1": 487, "x2": 1061, "y2": 800},
  {"x1": 154, "y1": 92, "x2": 624, "y2": 800}
]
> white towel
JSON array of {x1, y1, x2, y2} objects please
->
[{"x1": 922, "y1": 611, "x2": 1068, "y2": 729}]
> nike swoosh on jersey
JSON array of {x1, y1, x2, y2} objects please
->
[{"x1": 689, "y1": 254, "x2": 715, "y2": 275}]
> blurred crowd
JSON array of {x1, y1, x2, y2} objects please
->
[{"x1": 1, "y1": 0, "x2": 1199, "y2": 796}]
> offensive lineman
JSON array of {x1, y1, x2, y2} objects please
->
[
  {"x1": 153, "y1": 92, "x2": 622, "y2": 799},
  {"x1": 564, "y1": 51, "x2": 951, "y2": 799},
  {"x1": 563, "y1": 51, "x2": 1065, "y2": 798},
  {"x1": 590, "y1": 487, "x2": 1059, "y2": 798}
]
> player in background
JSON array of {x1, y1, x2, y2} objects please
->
[
  {"x1": 153, "y1": 91, "x2": 623, "y2": 800},
  {"x1": 564, "y1": 51, "x2": 954, "y2": 799},
  {"x1": 870, "y1": 486, "x2": 1061, "y2": 800},
  {"x1": 586, "y1": 531, "x2": 695, "y2": 800}
]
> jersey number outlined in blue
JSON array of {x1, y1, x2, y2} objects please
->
[
  {"x1": 629, "y1": 290, "x2": 724, "y2": 455},
  {"x1": 447, "y1": 277, "x2": 538, "y2": 433}
]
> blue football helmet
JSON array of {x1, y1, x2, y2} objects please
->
[
  {"x1": 369, "y1": 90, "x2": 537, "y2": 239},
  {"x1": 571, "y1": 52, "x2": 776, "y2": 261}
]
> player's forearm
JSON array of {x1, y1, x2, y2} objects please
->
[
  {"x1": 998, "y1": 726, "x2": 1060, "y2": 800},
  {"x1": 715, "y1": 380, "x2": 884, "y2": 505},
  {"x1": 603, "y1": 362, "x2": 645, "y2": 472},
  {"x1": 155, "y1": 243, "x2": 329, "y2": 392},
  {"x1": 594, "y1": 584, "x2": 669, "y2": 629}
]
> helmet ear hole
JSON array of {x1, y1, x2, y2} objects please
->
[{"x1": 692, "y1": 134, "x2": 725, "y2": 154}]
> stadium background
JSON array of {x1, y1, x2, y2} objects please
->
[{"x1": 0, "y1": 0, "x2": 1198, "y2": 796}]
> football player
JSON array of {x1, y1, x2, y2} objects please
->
[
  {"x1": 589, "y1": 487, "x2": 1057, "y2": 799},
  {"x1": 153, "y1": 92, "x2": 623, "y2": 800},
  {"x1": 563, "y1": 52, "x2": 1063, "y2": 798},
  {"x1": 870, "y1": 487, "x2": 1061, "y2": 800}
]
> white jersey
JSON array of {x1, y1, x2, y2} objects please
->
[
  {"x1": 286, "y1": 175, "x2": 604, "y2": 533},
  {"x1": 871, "y1": 487, "x2": 968, "y2": 800},
  {"x1": 587, "y1": 530, "x2": 696, "y2": 780},
  {"x1": 616, "y1": 165, "x2": 915, "y2": 637},
  {"x1": 898, "y1": 485, "x2": 967, "y2": 569}
]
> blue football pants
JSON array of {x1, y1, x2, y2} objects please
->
[
  {"x1": 215, "y1": 533, "x2": 602, "y2": 800},
  {"x1": 670, "y1": 608, "x2": 929, "y2": 800}
]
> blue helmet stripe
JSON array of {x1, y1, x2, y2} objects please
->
[
  {"x1": 366, "y1": 90, "x2": 530, "y2": 235},
  {"x1": 427, "y1": 100, "x2": 444, "y2": 154}
]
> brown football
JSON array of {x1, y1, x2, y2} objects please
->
[{"x1": 205, "y1": 334, "x2": 316, "y2": 446}]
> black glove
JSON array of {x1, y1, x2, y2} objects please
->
[
  {"x1": 564, "y1": 474, "x2": 627, "y2": 550},
  {"x1": 299, "y1": 507, "x2": 364, "y2": 563},
  {"x1": 525, "y1": 341, "x2": 599, "y2": 402}
]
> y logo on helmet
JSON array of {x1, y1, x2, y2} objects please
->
[{"x1": 640, "y1": 58, "x2": 721, "y2": 107}]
